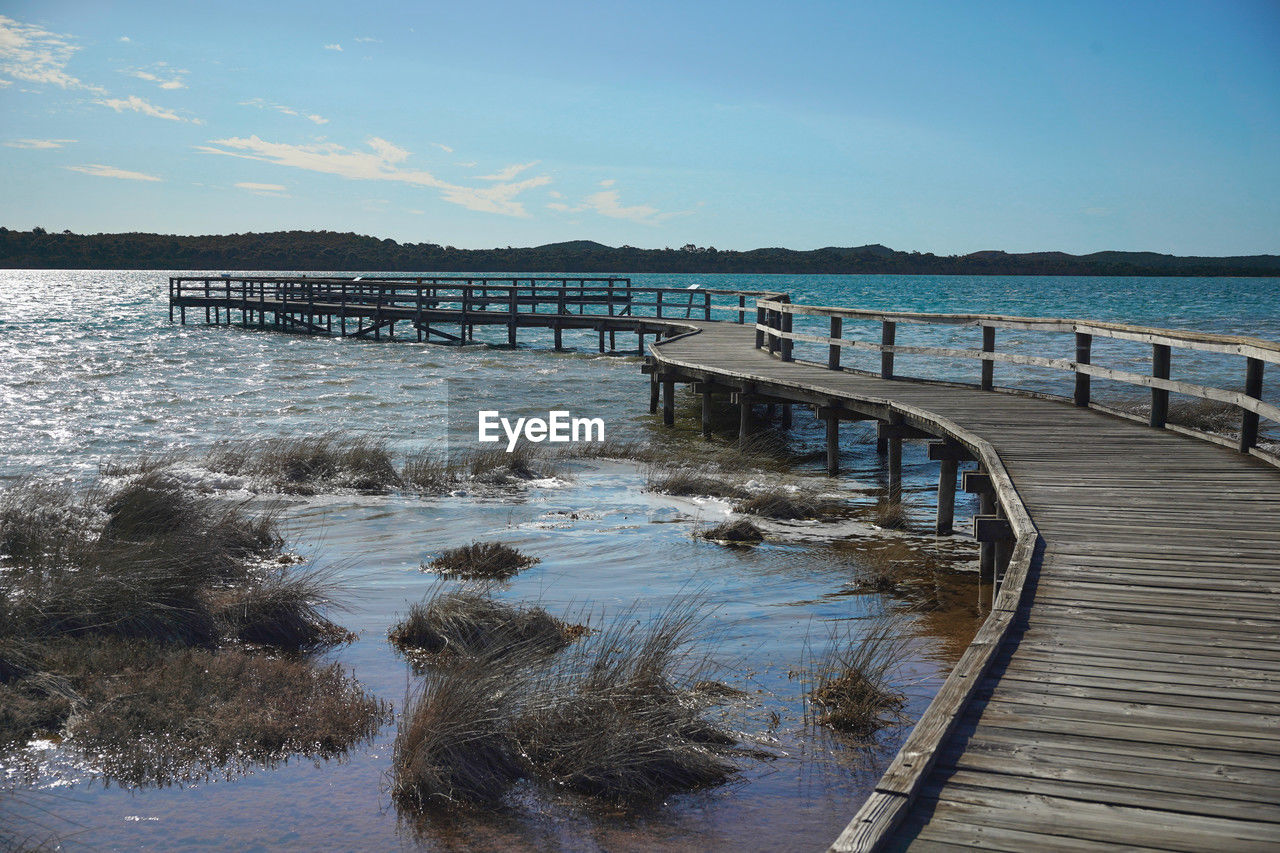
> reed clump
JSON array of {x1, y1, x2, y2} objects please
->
[
  {"x1": 391, "y1": 598, "x2": 745, "y2": 811},
  {"x1": 645, "y1": 468, "x2": 751, "y2": 500},
  {"x1": 700, "y1": 519, "x2": 765, "y2": 544},
  {"x1": 399, "y1": 445, "x2": 561, "y2": 494},
  {"x1": 388, "y1": 589, "x2": 582, "y2": 661},
  {"x1": 425, "y1": 541, "x2": 539, "y2": 581},
  {"x1": 206, "y1": 432, "x2": 402, "y2": 494},
  {"x1": 733, "y1": 489, "x2": 840, "y2": 520},
  {"x1": 807, "y1": 617, "x2": 910, "y2": 739},
  {"x1": 870, "y1": 497, "x2": 911, "y2": 530},
  {"x1": 0, "y1": 469, "x2": 381, "y2": 779}
]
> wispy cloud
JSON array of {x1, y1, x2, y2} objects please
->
[
  {"x1": 118, "y1": 36, "x2": 130, "y2": 43},
  {"x1": 197, "y1": 135, "x2": 550, "y2": 217},
  {"x1": 235, "y1": 181, "x2": 289, "y2": 197},
  {"x1": 354, "y1": 36, "x2": 380, "y2": 44},
  {"x1": 240, "y1": 97, "x2": 328, "y2": 125},
  {"x1": 324, "y1": 43, "x2": 343, "y2": 52},
  {"x1": 0, "y1": 14, "x2": 103, "y2": 92},
  {"x1": 4, "y1": 138, "x2": 74, "y2": 149},
  {"x1": 98, "y1": 94, "x2": 201, "y2": 123},
  {"x1": 431, "y1": 142, "x2": 454, "y2": 154},
  {"x1": 66, "y1": 163, "x2": 161, "y2": 181},
  {"x1": 477, "y1": 161, "x2": 538, "y2": 181},
  {"x1": 124, "y1": 63, "x2": 187, "y2": 90},
  {"x1": 549, "y1": 182, "x2": 694, "y2": 225}
]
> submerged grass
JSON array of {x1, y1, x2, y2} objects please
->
[
  {"x1": 425, "y1": 541, "x2": 540, "y2": 581},
  {"x1": 700, "y1": 519, "x2": 765, "y2": 545},
  {"x1": 391, "y1": 596, "x2": 747, "y2": 812},
  {"x1": 206, "y1": 431, "x2": 401, "y2": 494},
  {"x1": 806, "y1": 616, "x2": 911, "y2": 739},
  {"x1": 645, "y1": 468, "x2": 751, "y2": 500},
  {"x1": 733, "y1": 489, "x2": 842, "y2": 520},
  {"x1": 388, "y1": 588, "x2": 583, "y2": 661},
  {"x1": 0, "y1": 465, "x2": 382, "y2": 783}
]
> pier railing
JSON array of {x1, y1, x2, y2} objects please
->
[
  {"x1": 754, "y1": 300, "x2": 1280, "y2": 460},
  {"x1": 168, "y1": 276, "x2": 785, "y2": 325}
]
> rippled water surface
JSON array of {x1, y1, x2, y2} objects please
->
[{"x1": 2, "y1": 270, "x2": 1276, "y2": 851}]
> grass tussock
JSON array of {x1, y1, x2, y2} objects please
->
[
  {"x1": 870, "y1": 497, "x2": 911, "y2": 530},
  {"x1": 733, "y1": 489, "x2": 841, "y2": 520},
  {"x1": 206, "y1": 431, "x2": 401, "y2": 494},
  {"x1": 425, "y1": 541, "x2": 539, "y2": 581},
  {"x1": 645, "y1": 468, "x2": 751, "y2": 500},
  {"x1": 807, "y1": 616, "x2": 910, "y2": 739},
  {"x1": 700, "y1": 519, "x2": 765, "y2": 545},
  {"x1": 389, "y1": 588, "x2": 583, "y2": 661},
  {"x1": 391, "y1": 597, "x2": 745, "y2": 811},
  {"x1": 0, "y1": 468, "x2": 378, "y2": 781},
  {"x1": 399, "y1": 445, "x2": 561, "y2": 494}
]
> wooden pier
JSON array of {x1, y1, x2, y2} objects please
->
[{"x1": 172, "y1": 277, "x2": 1280, "y2": 851}]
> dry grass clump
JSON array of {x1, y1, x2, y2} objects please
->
[
  {"x1": 388, "y1": 589, "x2": 582, "y2": 661},
  {"x1": 1114, "y1": 397, "x2": 1241, "y2": 436},
  {"x1": 399, "y1": 445, "x2": 560, "y2": 494},
  {"x1": 206, "y1": 431, "x2": 401, "y2": 494},
  {"x1": 425, "y1": 541, "x2": 539, "y2": 581},
  {"x1": 646, "y1": 468, "x2": 751, "y2": 500},
  {"x1": 733, "y1": 489, "x2": 840, "y2": 520},
  {"x1": 391, "y1": 598, "x2": 745, "y2": 812},
  {"x1": 41, "y1": 640, "x2": 387, "y2": 786},
  {"x1": 700, "y1": 519, "x2": 765, "y2": 545},
  {"x1": 807, "y1": 616, "x2": 910, "y2": 739},
  {"x1": 870, "y1": 497, "x2": 910, "y2": 530},
  {"x1": 0, "y1": 469, "x2": 377, "y2": 777}
]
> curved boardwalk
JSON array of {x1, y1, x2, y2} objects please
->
[{"x1": 652, "y1": 322, "x2": 1280, "y2": 852}]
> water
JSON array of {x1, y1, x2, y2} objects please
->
[{"x1": 1, "y1": 271, "x2": 1276, "y2": 850}]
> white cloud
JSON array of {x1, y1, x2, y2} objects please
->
[
  {"x1": 354, "y1": 36, "x2": 380, "y2": 43},
  {"x1": 478, "y1": 161, "x2": 538, "y2": 181},
  {"x1": 324, "y1": 43, "x2": 343, "y2": 52},
  {"x1": 198, "y1": 135, "x2": 550, "y2": 217},
  {"x1": 431, "y1": 142, "x2": 454, "y2": 154},
  {"x1": 66, "y1": 163, "x2": 161, "y2": 181},
  {"x1": 125, "y1": 66, "x2": 187, "y2": 90},
  {"x1": 235, "y1": 181, "x2": 289, "y2": 197},
  {"x1": 0, "y1": 79, "x2": 10, "y2": 87},
  {"x1": 98, "y1": 94, "x2": 201, "y2": 123},
  {"x1": 4, "y1": 138, "x2": 74, "y2": 149},
  {"x1": 599, "y1": 178, "x2": 616, "y2": 187},
  {"x1": 119, "y1": 36, "x2": 130, "y2": 43},
  {"x1": 548, "y1": 184, "x2": 695, "y2": 225},
  {"x1": 241, "y1": 98, "x2": 328, "y2": 125},
  {"x1": 0, "y1": 14, "x2": 102, "y2": 91}
]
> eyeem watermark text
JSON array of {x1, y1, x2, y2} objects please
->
[{"x1": 478, "y1": 410, "x2": 605, "y2": 452}]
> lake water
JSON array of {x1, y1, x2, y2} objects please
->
[{"x1": 1, "y1": 270, "x2": 1276, "y2": 851}]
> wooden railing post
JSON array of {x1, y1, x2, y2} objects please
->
[
  {"x1": 1151, "y1": 344, "x2": 1171, "y2": 428},
  {"x1": 1074, "y1": 332, "x2": 1092, "y2": 407},
  {"x1": 1241, "y1": 357, "x2": 1264, "y2": 452},
  {"x1": 738, "y1": 295, "x2": 746, "y2": 324},
  {"x1": 881, "y1": 320, "x2": 896, "y2": 379},
  {"x1": 755, "y1": 305, "x2": 766, "y2": 349},
  {"x1": 781, "y1": 309, "x2": 793, "y2": 362},
  {"x1": 981, "y1": 326, "x2": 995, "y2": 391},
  {"x1": 828, "y1": 316, "x2": 843, "y2": 370},
  {"x1": 704, "y1": 290, "x2": 712, "y2": 322}
]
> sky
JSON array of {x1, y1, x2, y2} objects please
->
[{"x1": 1, "y1": 0, "x2": 1278, "y2": 255}]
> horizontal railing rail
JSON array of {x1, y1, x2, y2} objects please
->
[
  {"x1": 168, "y1": 276, "x2": 785, "y2": 325},
  {"x1": 754, "y1": 299, "x2": 1279, "y2": 458}
]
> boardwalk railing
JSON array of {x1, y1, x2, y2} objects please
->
[
  {"x1": 168, "y1": 276, "x2": 784, "y2": 327},
  {"x1": 755, "y1": 300, "x2": 1280, "y2": 461}
]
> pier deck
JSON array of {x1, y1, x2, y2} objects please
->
[{"x1": 172, "y1": 277, "x2": 1280, "y2": 851}]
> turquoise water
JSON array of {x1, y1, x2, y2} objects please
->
[{"x1": 1, "y1": 271, "x2": 1276, "y2": 850}]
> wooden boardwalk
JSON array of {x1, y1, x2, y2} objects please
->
[
  {"x1": 173, "y1": 278, "x2": 1280, "y2": 850},
  {"x1": 652, "y1": 321, "x2": 1280, "y2": 852}
]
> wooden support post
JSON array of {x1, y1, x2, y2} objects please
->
[
  {"x1": 180, "y1": 305, "x2": 186, "y2": 324},
  {"x1": 888, "y1": 435, "x2": 902, "y2": 501},
  {"x1": 781, "y1": 311, "x2": 793, "y2": 361},
  {"x1": 881, "y1": 320, "x2": 896, "y2": 379},
  {"x1": 1074, "y1": 332, "x2": 1092, "y2": 407},
  {"x1": 662, "y1": 377, "x2": 675, "y2": 427},
  {"x1": 981, "y1": 326, "x2": 995, "y2": 390},
  {"x1": 554, "y1": 326, "x2": 564, "y2": 351},
  {"x1": 738, "y1": 295, "x2": 746, "y2": 324},
  {"x1": 825, "y1": 413, "x2": 839, "y2": 476},
  {"x1": 609, "y1": 330, "x2": 616, "y2": 351},
  {"x1": 781, "y1": 404, "x2": 792, "y2": 430},
  {"x1": 978, "y1": 491, "x2": 995, "y2": 581},
  {"x1": 649, "y1": 375, "x2": 660, "y2": 414},
  {"x1": 637, "y1": 331, "x2": 645, "y2": 355},
  {"x1": 828, "y1": 316, "x2": 842, "y2": 370},
  {"x1": 701, "y1": 386, "x2": 714, "y2": 438},
  {"x1": 876, "y1": 432, "x2": 888, "y2": 455},
  {"x1": 1241, "y1": 357, "x2": 1264, "y2": 452},
  {"x1": 738, "y1": 384, "x2": 754, "y2": 441},
  {"x1": 598, "y1": 329, "x2": 606, "y2": 353},
  {"x1": 1151, "y1": 343, "x2": 1171, "y2": 428},
  {"x1": 936, "y1": 456, "x2": 958, "y2": 535}
]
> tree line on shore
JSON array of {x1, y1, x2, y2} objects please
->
[{"x1": 3, "y1": 227, "x2": 1277, "y2": 276}]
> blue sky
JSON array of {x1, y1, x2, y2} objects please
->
[{"x1": 1, "y1": 0, "x2": 1277, "y2": 254}]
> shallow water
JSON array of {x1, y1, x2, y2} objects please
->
[{"x1": 2, "y1": 270, "x2": 1275, "y2": 850}]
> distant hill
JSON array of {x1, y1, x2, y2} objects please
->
[{"x1": 2, "y1": 227, "x2": 1277, "y2": 276}]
